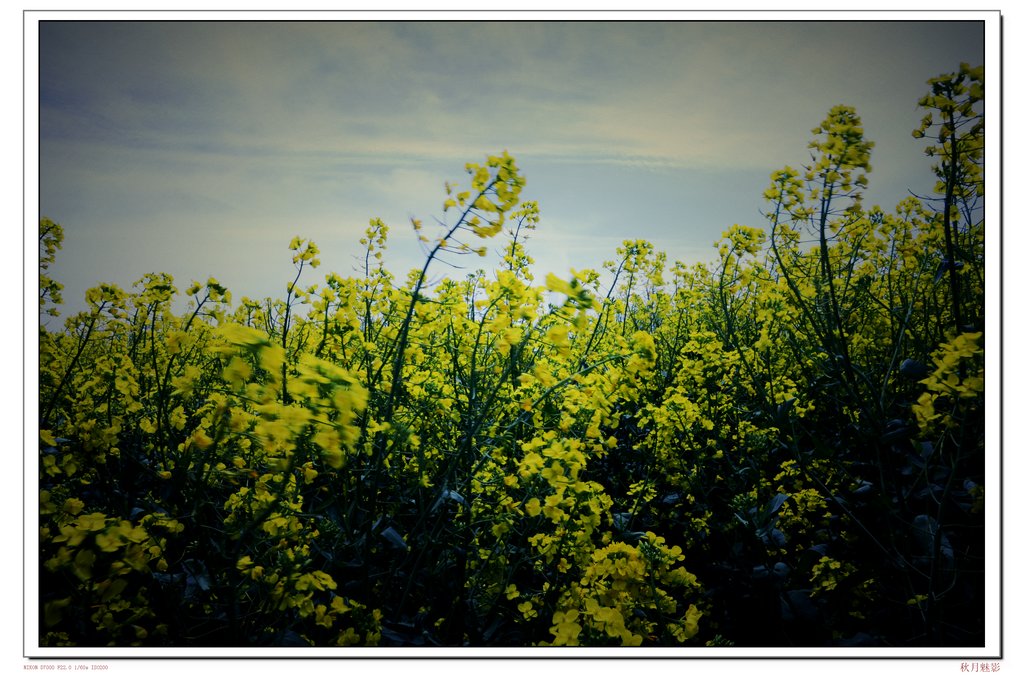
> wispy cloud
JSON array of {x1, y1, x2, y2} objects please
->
[{"x1": 43, "y1": 21, "x2": 982, "y2": 172}]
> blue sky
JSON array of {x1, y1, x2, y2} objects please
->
[{"x1": 37, "y1": 16, "x2": 988, "y2": 317}]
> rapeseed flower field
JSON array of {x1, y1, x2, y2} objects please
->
[{"x1": 37, "y1": 66, "x2": 986, "y2": 648}]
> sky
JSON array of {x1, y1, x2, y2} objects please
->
[{"x1": 36, "y1": 16, "x2": 988, "y2": 318}]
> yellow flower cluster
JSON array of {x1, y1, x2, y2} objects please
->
[
  {"x1": 913, "y1": 331, "x2": 984, "y2": 435},
  {"x1": 545, "y1": 534, "x2": 701, "y2": 646}
]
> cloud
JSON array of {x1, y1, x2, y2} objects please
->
[{"x1": 42, "y1": 20, "x2": 983, "y2": 177}]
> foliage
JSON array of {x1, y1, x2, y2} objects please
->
[{"x1": 37, "y1": 67, "x2": 986, "y2": 648}]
